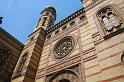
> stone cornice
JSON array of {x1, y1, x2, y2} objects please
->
[
  {"x1": 46, "y1": 0, "x2": 106, "y2": 35},
  {"x1": 46, "y1": 8, "x2": 85, "y2": 34}
]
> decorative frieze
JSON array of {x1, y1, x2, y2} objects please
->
[
  {"x1": 92, "y1": 32, "x2": 104, "y2": 45},
  {"x1": 47, "y1": 54, "x2": 81, "y2": 74}
]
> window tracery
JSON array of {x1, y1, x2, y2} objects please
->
[
  {"x1": 54, "y1": 36, "x2": 75, "y2": 59},
  {"x1": 98, "y1": 7, "x2": 123, "y2": 35},
  {"x1": 95, "y1": 5, "x2": 124, "y2": 39},
  {"x1": 15, "y1": 53, "x2": 27, "y2": 76}
]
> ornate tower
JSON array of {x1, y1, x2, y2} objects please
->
[
  {"x1": 34, "y1": 6, "x2": 56, "y2": 31},
  {"x1": 11, "y1": 6, "x2": 56, "y2": 82}
]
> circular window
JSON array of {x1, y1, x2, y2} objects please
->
[{"x1": 53, "y1": 36, "x2": 75, "y2": 59}]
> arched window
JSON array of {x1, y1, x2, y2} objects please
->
[
  {"x1": 95, "y1": 5, "x2": 124, "y2": 39},
  {"x1": 15, "y1": 53, "x2": 27, "y2": 76},
  {"x1": 47, "y1": 34, "x2": 51, "y2": 39},
  {"x1": 98, "y1": 7, "x2": 122, "y2": 33},
  {"x1": 0, "y1": 47, "x2": 11, "y2": 74},
  {"x1": 121, "y1": 53, "x2": 124, "y2": 66},
  {"x1": 102, "y1": 15, "x2": 114, "y2": 31},
  {"x1": 70, "y1": 21, "x2": 75, "y2": 26},
  {"x1": 42, "y1": 17, "x2": 47, "y2": 26},
  {"x1": 55, "y1": 30, "x2": 59, "y2": 35},
  {"x1": 108, "y1": 12, "x2": 120, "y2": 27}
]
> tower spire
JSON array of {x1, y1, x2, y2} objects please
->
[{"x1": 34, "y1": 6, "x2": 56, "y2": 31}]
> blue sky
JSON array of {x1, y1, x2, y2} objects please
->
[{"x1": 0, "y1": 0, "x2": 82, "y2": 43}]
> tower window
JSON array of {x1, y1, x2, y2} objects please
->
[
  {"x1": 45, "y1": 12, "x2": 49, "y2": 15},
  {"x1": 42, "y1": 17, "x2": 47, "y2": 26}
]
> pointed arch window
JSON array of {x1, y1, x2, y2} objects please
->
[
  {"x1": 99, "y1": 8, "x2": 122, "y2": 32},
  {"x1": 15, "y1": 53, "x2": 28, "y2": 76},
  {"x1": 102, "y1": 15, "x2": 113, "y2": 31},
  {"x1": 101, "y1": 12, "x2": 121, "y2": 32},
  {"x1": 42, "y1": 17, "x2": 47, "y2": 26},
  {"x1": 109, "y1": 12, "x2": 120, "y2": 27},
  {"x1": 95, "y1": 5, "x2": 124, "y2": 39},
  {"x1": 121, "y1": 53, "x2": 124, "y2": 66}
]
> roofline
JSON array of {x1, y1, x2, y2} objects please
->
[
  {"x1": 0, "y1": 27, "x2": 24, "y2": 46},
  {"x1": 46, "y1": 7, "x2": 85, "y2": 34}
]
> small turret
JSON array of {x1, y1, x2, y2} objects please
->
[{"x1": 34, "y1": 5, "x2": 56, "y2": 31}]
